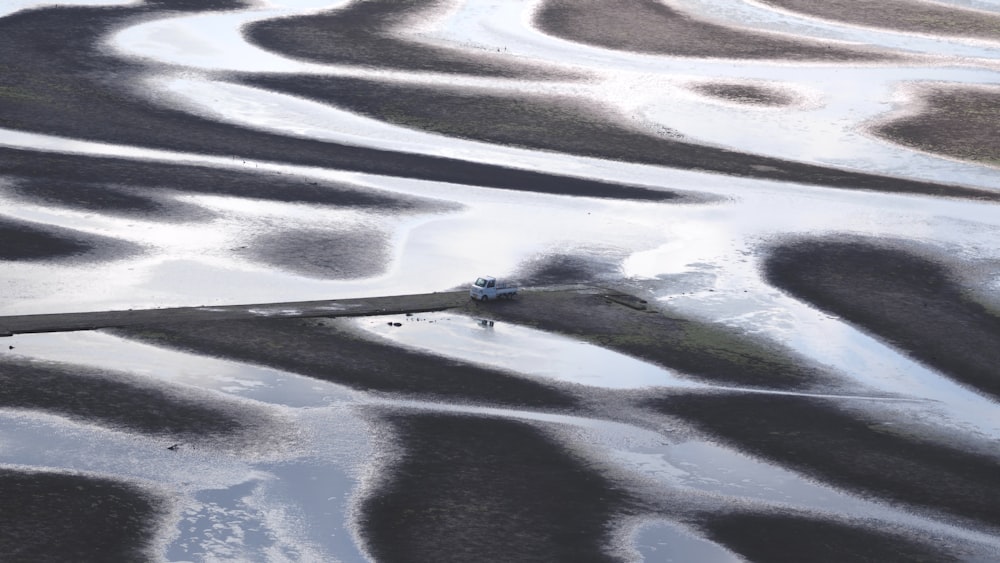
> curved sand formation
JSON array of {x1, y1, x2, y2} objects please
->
[{"x1": 2, "y1": 0, "x2": 1000, "y2": 560}]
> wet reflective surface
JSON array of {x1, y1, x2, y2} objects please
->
[
  {"x1": 2, "y1": 0, "x2": 1000, "y2": 560},
  {"x1": 353, "y1": 312, "x2": 702, "y2": 390}
]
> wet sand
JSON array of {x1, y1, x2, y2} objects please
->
[
  {"x1": 361, "y1": 412, "x2": 633, "y2": 562},
  {"x1": 478, "y1": 288, "x2": 845, "y2": 392},
  {"x1": 761, "y1": 0, "x2": 1000, "y2": 42},
  {"x1": 534, "y1": 0, "x2": 893, "y2": 61},
  {"x1": 0, "y1": 146, "x2": 434, "y2": 270},
  {"x1": 4, "y1": 1, "x2": 988, "y2": 207},
  {"x1": 3, "y1": 278, "x2": 1000, "y2": 559},
  {"x1": 3, "y1": 0, "x2": 1000, "y2": 560},
  {"x1": 0, "y1": 216, "x2": 142, "y2": 263},
  {"x1": 240, "y1": 74, "x2": 1000, "y2": 201},
  {"x1": 113, "y1": 315, "x2": 580, "y2": 410},
  {"x1": 696, "y1": 511, "x2": 962, "y2": 562},
  {"x1": 872, "y1": 84, "x2": 1000, "y2": 168},
  {"x1": 0, "y1": 469, "x2": 166, "y2": 562},
  {"x1": 764, "y1": 237, "x2": 1000, "y2": 401},
  {"x1": 243, "y1": 0, "x2": 573, "y2": 78},
  {"x1": 647, "y1": 391, "x2": 1000, "y2": 527},
  {"x1": 0, "y1": 5, "x2": 679, "y2": 203},
  {"x1": 0, "y1": 146, "x2": 439, "y2": 213},
  {"x1": 237, "y1": 228, "x2": 391, "y2": 280},
  {"x1": 0, "y1": 356, "x2": 286, "y2": 447},
  {"x1": 688, "y1": 82, "x2": 798, "y2": 107}
]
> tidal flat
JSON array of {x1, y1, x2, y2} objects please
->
[{"x1": 1, "y1": 0, "x2": 1000, "y2": 561}]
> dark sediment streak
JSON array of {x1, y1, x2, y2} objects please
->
[
  {"x1": 517, "y1": 251, "x2": 628, "y2": 285},
  {"x1": 647, "y1": 392, "x2": 1000, "y2": 527},
  {"x1": 244, "y1": 0, "x2": 573, "y2": 79},
  {"x1": 3, "y1": 177, "x2": 211, "y2": 222},
  {"x1": 689, "y1": 82, "x2": 797, "y2": 107},
  {"x1": 761, "y1": 0, "x2": 1000, "y2": 42},
  {"x1": 0, "y1": 147, "x2": 434, "y2": 215},
  {"x1": 0, "y1": 6, "x2": 679, "y2": 203},
  {"x1": 698, "y1": 511, "x2": 963, "y2": 562},
  {"x1": 114, "y1": 317, "x2": 580, "y2": 410},
  {"x1": 241, "y1": 74, "x2": 1000, "y2": 201},
  {"x1": 535, "y1": 0, "x2": 892, "y2": 61},
  {"x1": 0, "y1": 469, "x2": 166, "y2": 562},
  {"x1": 361, "y1": 412, "x2": 633, "y2": 562},
  {"x1": 0, "y1": 356, "x2": 283, "y2": 446},
  {"x1": 0, "y1": 146, "x2": 434, "y2": 212},
  {"x1": 764, "y1": 238, "x2": 1000, "y2": 401},
  {"x1": 239, "y1": 228, "x2": 390, "y2": 280},
  {"x1": 477, "y1": 289, "x2": 844, "y2": 392},
  {"x1": 872, "y1": 85, "x2": 1000, "y2": 168},
  {"x1": 0, "y1": 216, "x2": 141, "y2": 263}
]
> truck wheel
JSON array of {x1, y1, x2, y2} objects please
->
[{"x1": 481, "y1": 295, "x2": 488, "y2": 302}]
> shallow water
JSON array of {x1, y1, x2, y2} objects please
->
[
  {"x1": 0, "y1": 330, "x2": 371, "y2": 561},
  {"x1": 352, "y1": 312, "x2": 703, "y2": 390},
  {"x1": 4, "y1": 0, "x2": 1000, "y2": 559},
  {"x1": 627, "y1": 519, "x2": 741, "y2": 563}
]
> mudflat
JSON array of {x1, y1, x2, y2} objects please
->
[
  {"x1": 3, "y1": 269, "x2": 995, "y2": 559},
  {"x1": 3, "y1": 0, "x2": 1000, "y2": 560},
  {"x1": 872, "y1": 85, "x2": 1000, "y2": 168}
]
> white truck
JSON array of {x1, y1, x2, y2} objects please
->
[{"x1": 470, "y1": 276, "x2": 517, "y2": 301}]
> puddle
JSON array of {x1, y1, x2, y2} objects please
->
[
  {"x1": 655, "y1": 284, "x2": 1000, "y2": 444},
  {"x1": 387, "y1": 397, "x2": 1000, "y2": 551},
  {"x1": 4, "y1": 0, "x2": 1000, "y2": 559},
  {"x1": 627, "y1": 519, "x2": 741, "y2": 563},
  {"x1": 166, "y1": 448, "x2": 365, "y2": 562},
  {"x1": 0, "y1": 331, "x2": 372, "y2": 562},
  {"x1": 110, "y1": 3, "x2": 351, "y2": 73},
  {"x1": 351, "y1": 312, "x2": 704, "y2": 390},
  {"x1": 3, "y1": 331, "x2": 356, "y2": 408},
  {"x1": 549, "y1": 411, "x2": 1000, "y2": 552}
]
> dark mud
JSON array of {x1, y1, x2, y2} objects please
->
[
  {"x1": 1, "y1": 146, "x2": 433, "y2": 276},
  {"x1": 0, "y1": 147, "x2": 435, "y2": 214},
  {"x1": 0, "y1": 469, "x2": 166, "y2": 562},
  {"x1": 535, "y1": 0, "x2": 892, "y2": 61},
  {"x1": 3, "y1": 177, "x2": 209, "y2": 221},
  {"x1": 114, "y1": 317, "x2": 579, "y2": 410},
  {"x1": 646, "y1": 392, "x2": 1000, "y2": 528},
  {"x1": 762, "y1": 0, "x2": 1000, "y2": 42},
  {"x1": 516, "y1": 251, "x2": 628, "y2": 286},
  {"x1": 4, "y1": 2, "x2": 999, "y2": 560},
  {"x1": 361, "y1": 412, "x2": 634, "y2": 563},
  {"x1": 872, "y1": 85, "x2": 1000, "y2": 167},
  {"x1": 244, "y1": 0, "x2": 573, "y2": 79},
  {"x1": 241, "y1": 74, "x2": 1000, "y2": 201},
  {"x1": 0, "y1": 356, "x2": 284, "y2": 446},
  {"x1": 697, "y1": 511, "x2": 963, "y2": 562},
  {"x1": 690, "y1": 82, "x2": 798, "y2": 107},
  {"x1": 473, "y1": 289, "x2": 846, "y2": 392},
  {"x1": 764, "y1": 237, "x2": 1000, "y2": 401},
  {"x1": 0, "y1": 216, "x2": 141, "y2": 263},
  {"x1": 239, "y1": 227, "x2": 390, "y2": 280},
  {"x1": 5, "y1": 284, "x2": 996, "y2": 560},
  {"x1": 0, "y1": 5, "x2": 680, "y2": 203}
]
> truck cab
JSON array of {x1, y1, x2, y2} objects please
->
[{"x1": 470, "y1": 276, "x2": 517, "y2": 301}]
